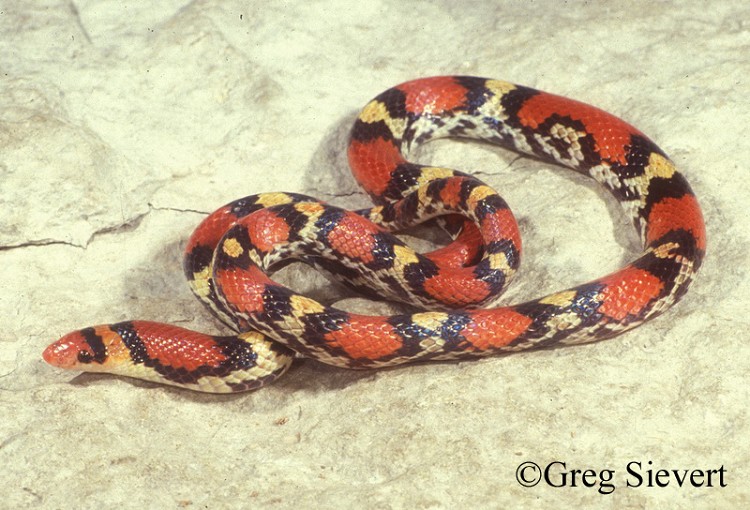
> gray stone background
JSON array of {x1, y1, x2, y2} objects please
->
[{"x1": 2, "y1": 1, "x2": 748, "y2": 508}]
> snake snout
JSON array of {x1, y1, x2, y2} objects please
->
[{"x1": 43, "y1": 337, "x2": 79, "y2": 368}]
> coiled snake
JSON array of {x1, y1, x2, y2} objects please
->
[{"x1": 43, "y1": 76, "x2": 706, "y2": 392}]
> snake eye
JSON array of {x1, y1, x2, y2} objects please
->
[{"x1": 77, "y1": 350, "x2": 93, "y2": 363}]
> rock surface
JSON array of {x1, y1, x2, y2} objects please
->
[{"x1": 2, "y1": 1, "x2": 746, "y2": 507}]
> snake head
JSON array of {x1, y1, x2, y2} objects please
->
[{"x1": 43, "y1": 325, "x2": 121, "y2": 370}]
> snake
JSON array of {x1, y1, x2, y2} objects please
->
[{"x1": 43, "y1": 76, "x2": 706, "y2": 393}]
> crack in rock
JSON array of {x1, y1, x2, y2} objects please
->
[
  {"x1": 0, "y1": 239, "x2": 85, "y2": 252},
  {"x1": 0, "y1": 211, "x2": 149, "y2": 252},
  {"x1": 0, "y1": 205, "x2": 211, "y2": 253},
  {"x1": 148, "y1": 203, "x2": 208, "y2": 215}
]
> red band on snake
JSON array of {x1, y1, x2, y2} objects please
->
[{"x1": 43, "y1": 76, "x2": 706, "y2": 393}]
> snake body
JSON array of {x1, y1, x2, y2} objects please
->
[{"x1": 43, "y1": 76, "x2": 706, "y2": 393}]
